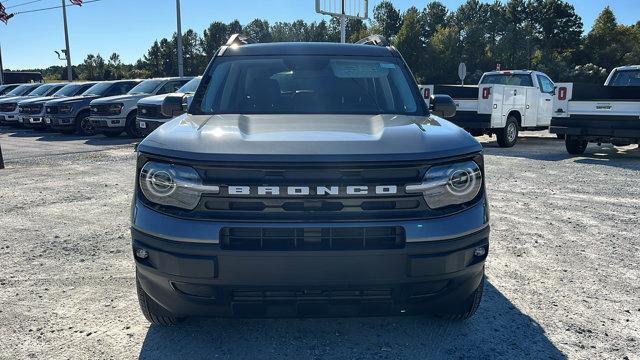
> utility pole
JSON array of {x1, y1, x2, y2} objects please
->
[
  {"x1": 0, "y1": 43, "x2": 4, "y2": 85},
  {"x1": 61, "y1": 0, "x2": 72, "y2": 81},
  {"x1": 175, "y1": 0, "x2": 184, "y2": 77},
  {"x1": 340, "y1": 0, "x2": 346, "y2": 43}
]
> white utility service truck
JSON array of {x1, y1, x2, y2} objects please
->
[
  {"x1": 421, "y1": 70, "x2": 556, "y2": 147},
  {"x1": 550, "y1": 65, "x2": 640, "y2": 154}
]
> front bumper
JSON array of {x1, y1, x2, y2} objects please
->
[
  {"x1": 90, "y1": 115, "x2": 127, "y2": 130},
  {"x1": 0, "y1": 112, "x2": 19, "y2": 125},
  {"x1": 48, "y1": 115, "x2": 76, "y2": 131},
  {"x1": 20, "y1": 115, "x2": 47, "y2": 128},
  {"x1": 132, "y1": 199, "x2": 490, "y2": 318},
  {"x1": 136, "y1": 118, "x2": 166, "y2": 136}
]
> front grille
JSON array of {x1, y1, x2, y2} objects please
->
[
  {"x1": 91, "y1": 104, "x2": 113, "y2": 116},
  {"x1": 19, "y1": 105, "x2": 42, "y2": 115},
  {"x1": 220, "y1": 226, "x2": 405, "y2": 251},
  {"x1": 138, "y1": 104, "x2": 169, "y2": 119},
  {"x1": 0, "y1": 103, "x2": 17, "y2": 112},
  {"x1": 45, "y1": 106, "x2": 58, "y2": 114}
]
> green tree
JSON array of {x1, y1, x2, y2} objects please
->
[
  {"x1": 373, "y1": 1, "x2": 401, "y2": 39},
  {"x1": 583, "y1": 7, "x2": 633, "y2": 71},
  {"x1": 243, "y1": 19, "x2": 272, "y2": 42},
  {"x1": 394, "y1": 7, "x2": 425, "y2": 81},
  {"x1": 421, "y1": 1, "x2": 448, "y2": 40}
]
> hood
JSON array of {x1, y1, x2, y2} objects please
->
[
  {"x1": 0, "y1": 96, "x2": 32, "y2": 104},
  {"x1": 137, "y1": 93, "x2": 170, "y2": 106},
  {"x1": 138, "y1": 114, "x2": 482, "y2": 162},
  {"x1": 19, "y1": 96, "x2": 57, "y2": 105},
  {"x1": 91, "y1": 94, "x2": 147, "y2": 105},
  {"x1": 46, "y1": 95, "x2": 98, "y2": 106}
]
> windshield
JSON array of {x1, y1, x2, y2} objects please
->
[
  {"x1": 0, "y1": 85, "x2": 17, "y2": 95},
  {"x1": 609, "y1": 69, "x2": 640, "y2": 86},
  {"x1": 54, "y1": 83, "x2": 86, "y2": 97},
  {"x1": 29, "y1": 84, "x2": 60, "y2": 97},
  {"x1": 197, "y1": 56, "x2": 421, "y2": 115},
  {"x1": 128, "y1": 80, "x2": 164, "y2": 95},
  {"x1": 6, "y1": 84, "x2": 39, "y2": 97},
  {"x1": 82, "y1": 82, "x2": 112, "y2": 96},
  {"x1": 480, "y1": 74, "x2": 533, "y2": 87},
  {"x1": 178, "y1": 77, "x2": 201, "y2": 94}
]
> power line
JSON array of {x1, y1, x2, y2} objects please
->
[
  {"x1": 6, "y1": 0, "x2": 50, "y2": 9},
  {"x1": 12, "y1": 0, "x2": 102, "y2": 15}
]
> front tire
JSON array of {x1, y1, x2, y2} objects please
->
[
  {"x1": 439, "y1": 270, "x2": 485, "y2": 320},
  {"x1": 565, "y1": 135, "x2": 587, "y2": 155},
  {"x1": 75, "y1": 111, "x2": 96, "y2": 136},
  {"x1": 136, "y1": 273, "x2": 182, "y2": 326},
  {"x1": 496, "y1": 116, "x2": 519, "y2": 148},
  {"x1": 125, "y1": 111, "x2": 141, "y2": 138}
]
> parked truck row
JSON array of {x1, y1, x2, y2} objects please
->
[
  {"x1": 421, "y1": 66, "x2": 640, "y2": 154},
  {"x1": 0, "y1": 77, "x2": 201, "y2": 138}
]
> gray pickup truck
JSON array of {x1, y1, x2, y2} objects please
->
[
  {"x1": 45, "y1": 80, "x2": 141, "y2": 135},
  {"x1": 131, "y1": 35, "x2": 489, "y2": 325}
]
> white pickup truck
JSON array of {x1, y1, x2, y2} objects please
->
[
  {"x1": 421, "y1": 70, "x2": 556, "y2": 147},
  {"x1": 550, "y1": 65, "x2": 640, "y2": 154}
]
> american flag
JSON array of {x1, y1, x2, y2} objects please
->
[
  {"x1": 0, "y1": 2, "x2": 9, "y2": 24},
  {"x1": 70, "y1": 0, "x2": 83, "y2": 6}
]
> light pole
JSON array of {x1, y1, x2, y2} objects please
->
[
  {"x1": 61, "y1": 0, "x2": 72, "y2": 81},
  {"x1": 0, "y1": 43, "x2": 4, "y2": 85},
  {"x1": 175, "y1": 0, "x2": 184, "y2": 77}
]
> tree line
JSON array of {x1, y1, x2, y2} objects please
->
[{"x1": 12, "y1": 0, "x2": 640, "y2": 85}]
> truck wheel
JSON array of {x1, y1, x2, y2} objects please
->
[
  {"x1": 125, "y1": 111, "x2": 141, "y2": 138},
  {"x1": 439, "y1": 270, "x2": 485, "y2": 320},
  {"x1": 136, "y1": 273, "x2": 182, "y2": 326},
  {"x1": 496, "y1": 116, "x2": 518, "y2": 148},
  {"x1": 565, "y1": 135, "x2": 588, "y2": 155},
  {"x1": 75, "y1": 111, "x2": 96, "y2": 136}
]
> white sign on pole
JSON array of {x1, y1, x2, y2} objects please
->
[
  {"x1": 316, "y1": 0, "x2": 369, "y2": 43},
  {"x1": 458, "y1": 62, "x2": 467, "y2": 85}
]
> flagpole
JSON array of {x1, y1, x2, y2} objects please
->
[{"x1": 61, "y1": 0, "x2": 72, "y2": 81}]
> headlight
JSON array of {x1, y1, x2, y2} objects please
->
[
  {"x1": 406, "y1": 160, "x2": 482, "y2": 209},
  {"x1": 59, "y1": 105, "x2": 73, "y2": 114},
  {"x1": 108, "y1": 103, "x2": 124, "y2": 115},
  {"x1": 139, "y1": 161, "x2": 219, "y2": 210}
]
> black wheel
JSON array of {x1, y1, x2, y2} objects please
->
[
  {"x1": 496, "y1": 116, "x2": 518, "y2": 147},
  {"x1": 125, "y1": 111, "x2": 141, "y2": 138},
  {"x1": 565, "y1": 135, "x2": 588, "y2": 155},
  {"x1": 75, "y1": 111, "x2": 96, "y2": 136},
  {"x1": 136, "y1": 273, "x2": 182, "y2": 326},
  {"x1": 439, "y1": 270, "x2": 485, "y2": 320},
  {"x1": 556, "y1": 133, "x2": 566, "y2": 140},
  {"x1": 102, "y1": 130, "x2": 123, "y2": 138}
]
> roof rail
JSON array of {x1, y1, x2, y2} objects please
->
[
  {"x1": 356, "y1": 35, "x2": 390, "y2": 47},
  {"x1": 225, "y1": 33, "x2": 253, "y2": 46},
  {"x1": 219, "y1": 34, "x2": 254, "y2": 56}
]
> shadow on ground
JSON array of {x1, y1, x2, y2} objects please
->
[
  {"x1": 2, "y1": 127, "x2": 138, "y2": 146},
  {"x1": 139, "y1": 281, "x2": 565, "y2": 360},
  {"x1": 482, "y1": 136, "x2": 640, "y2": 170}
]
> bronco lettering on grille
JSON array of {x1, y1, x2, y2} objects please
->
[{"x1": 226, "y1": 186, "x2": 398, "y2": 196}]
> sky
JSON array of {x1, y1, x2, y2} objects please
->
[{"x1": 1, "y1": 0, "x2": 639, "y2": 70}]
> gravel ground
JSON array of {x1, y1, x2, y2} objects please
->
[{"x1": 0, "y1": 127, "x2": 639, "y2": 359}]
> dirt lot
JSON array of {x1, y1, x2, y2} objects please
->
[{"x1": 0, "y1": 127, "x2": 639, "y2": 359}]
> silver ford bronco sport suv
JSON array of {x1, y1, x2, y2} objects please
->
[{"x1": 131, "y1": 35, "x2": 490, "y2": 325}]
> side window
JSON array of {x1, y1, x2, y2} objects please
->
[
  {"x1": 157, "y1": 81, "x2": 185, "y2": 95},
  {"x1": 537, "y1": 75, "x2": 555, "y2": 94}
]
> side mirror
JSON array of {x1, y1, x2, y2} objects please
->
[
  {"x1": 161, "y1": 94, "x2": 185, "y2": 117},
  {"x1": 429, "y1": 94, "x2": 456, "y2": 118}
]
